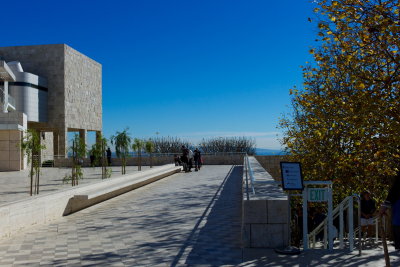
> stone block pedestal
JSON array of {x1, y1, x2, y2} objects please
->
[{"x1": 242, "y1": 157, "x2": 289, "y2": 248}]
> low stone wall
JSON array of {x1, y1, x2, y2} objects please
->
[
  {"x1": 242, "y1": 156, "x2": 289, "y2": 248},
  {"x1": 54, "y1": 154, "x2": 245, "y2": 168},
  {"x1": 254, "y1": 155, "x2": 285, "y2": 180}
]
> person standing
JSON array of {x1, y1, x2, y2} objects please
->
[
  {"x1": 106, "y1": 147, "x2": 112, "y2": 166},
  {"x1": 188, "y1": 149, "x2": 194, "y2": 172},
  {"x1": 360, "y1": 191, "x2": 376, "y2": 239},
  {"x1": 181, "y1": 146, "x2": 189, "y2": 172},
  {"x1": 90, "y1": 150, "x2": 95, "y2": 167},
  {"x1": 174, "y1": 154, "x2": 182, "y2": 166},
  {"x1": 193, "y1": 148, "x2": 202, "y2": 171},
  {"x1": 380, "y1": 174, "x2": 400, "y2": 250}
]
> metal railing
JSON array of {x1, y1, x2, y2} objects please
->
[
  {"x1": 0, "y1": 86, "x2": 4, "y2": 106},
  {"x1": 244, "y1": 154, "x2": 250, "y2": 200},
  {"x1": 36, "y1": 151, "x2": 250, "y2": 168},
  {"x1": 0, "y1": 85, "x2": 16, "y2": 110},
  {"x1": 245, "y1": 155, "x2": 255, "y2": 194},
  {"x1": 245, "y1": 155, "x2": 280, "y2": 195},
  {"x1": 7, "y1": 94, "x2": 16, "y2": 108},
  {"x1": 354, "y1": 215, "x2": 385, "y2": 246},
  {"x1": 42, "y1": 152, "x2": 246, "y2": 161},
  {"x1": 308, "y1": 194, "x2": 362, "y2": 253}
]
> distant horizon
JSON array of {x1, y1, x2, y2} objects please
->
[
  {"x1": 78, "y1": 147, "x2": 285, "y2": 157},
  {"x1": 80, "y1": 132, "x2": 284, "y2": 152}
]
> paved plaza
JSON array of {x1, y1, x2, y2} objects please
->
[
  {"x1": 0, "y1": 165, "x2": 399, "y2": 266},
  {"x1": 0, "y1": 165, "x2": 243, "y2": 266},
  {"x1": 0, "y1": 166, "x2": 152, "y2": 205}
]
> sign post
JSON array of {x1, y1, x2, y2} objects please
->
[
  {"x1": 280, "y1": 162, "x2": 304, "y2": 249},
  {"x1": 302, "y1": 181, "x2": 333, "y2": 250},
  {"x1": 280, "y1": 163, "x2": 335, "y2": 251}
]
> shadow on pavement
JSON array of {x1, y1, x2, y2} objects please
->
[
  {"x1": 172, "y1": 165, "x2": 243, "y2": 266},
  {"x1": 240, "y1": 248, "x2": 400, "y2": 267}
]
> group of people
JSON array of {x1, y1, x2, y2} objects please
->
[
  {"x1": 174, "y1": 146, "x2": 202, "y2": 172},
  {"x1": 89, "y1": 147, "x2": 112, "y2": 166}
]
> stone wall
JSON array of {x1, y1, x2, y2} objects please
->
[
  {"x1": 242, "y1": 157, "x2": 289, "y2": 248},
  {"x1": 40, "y1": 132, "x2": 54, "y2": 160},
  {"x1": 0, "y1": 44, "x2": 66, "y2": 130},
  {"x1": 54, "y1": 154, "x2": 245, "y2": 168},
  {"x1": 0, "y1": 130, "x2": 23, "y2": 171},
  {"x1": 0, "y1": 44, "x2": 102, "y2": 157},
  {"x1": 0, "y1": 112, "x2": 26, "y2": 171},
  {"x1": 254, "y1": 155, "x2": 285, "y2": 180},
  {"x1": 64, "y1": 46, "x2": 102, "y2": 131}
]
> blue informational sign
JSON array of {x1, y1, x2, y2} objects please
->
[{"x1": 280, "y1": 162, "x2": 304, "y2": 190}]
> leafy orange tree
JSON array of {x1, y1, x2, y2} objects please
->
[{"x1": 280, "y1": 0, "x2": 400, "y2": 202}]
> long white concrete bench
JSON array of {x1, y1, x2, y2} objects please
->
[
  {"x1": 0, "y1": 164, "x2": 181, "y2": 239},
  {"x1": 67, "y1": 164, "x2": 182, "y2": 214},
  {"x1": 73, "y1": 164, "x2": 176, "y2": 200}
]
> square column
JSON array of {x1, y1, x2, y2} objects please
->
[
  {"x1": 53, "y1": 128, "x2": 68, "y2": 157},
  {"x1": 96, "y1": 131, "x2": 102, "y2": 144},
  {"x1": 79, "y1": 129, "x2": 87, "y2": 146},
  {"x1": 79, "y1": 129, "x2": 87, "y2": 158},
  {"x1": 3, "y1": 81, "x2": 8, "y2": 113}
]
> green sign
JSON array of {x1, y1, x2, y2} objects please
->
[{"x1": 308, "y1": 188, "x2": 328, "y2": 202}]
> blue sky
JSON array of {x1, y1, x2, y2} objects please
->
[{"x1": 2, "y1": 0, "x2": 317, "y2": 149}]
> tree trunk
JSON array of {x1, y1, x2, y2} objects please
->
[
  {"x1": 30, "y1": 152, "x2": 33, "y2": 196},
  {"x1": 36, "y1": 166, "x2": 39, "y2": 194},
  {"x1": 36, "y1": 153, "x2": 40, "y2": 194},
  {"x1": 104, "y1": 152, "x2": 106, "y2": 179},
  {"x1": 138, "y1": 151, "x2": 142, "y2": 171},
  {"x1": 122, "y1": 157, "x2": 125, "y2": 174}
]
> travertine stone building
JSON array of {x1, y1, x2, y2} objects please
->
[{"x1": 0, "y1": 44, "x2": 102, "y2": 170}]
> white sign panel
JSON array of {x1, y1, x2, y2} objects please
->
[{"x1": 280, "y1": 162, "x2": 304, "y2": 190}]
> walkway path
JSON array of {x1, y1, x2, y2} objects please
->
[
  {"x1": 0, "y1": 166, "x2": 152, "y2": 205},
  {"x1": 0, "y1": 165, "x2": 243, "y2": 266},
  {"x1": 0, "y1": 165, "x2": 399, "y2": 266}
]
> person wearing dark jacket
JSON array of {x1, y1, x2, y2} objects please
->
[
  {"x1": 174, "y1": 154, "x2": 182, "y2": 166},
  {"x1": 106, "y1": 147, "x2": 112, "y2": 166},
  {"x1": 181, "y1": 146, "x2": 189, "y2": 172},
  {"x1": 193, "y1": 148, "x2": 202, "y2": 171},
  {"x1": 380, "y1": 174, "x2": 400, "y2": 249}
]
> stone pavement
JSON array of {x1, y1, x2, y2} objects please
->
[
  {"x1": 241, "y1": 246, "x2": 400, "y2": 267},
  {"x1": 0, "y1": 165, "x2": 243, "y2": 266},
  {"x1": 0, "y1": 166, "x2": 151, "y2": 205},
  {"x1": 0, "y1": 164, "x2": 399, "y2": 266}
]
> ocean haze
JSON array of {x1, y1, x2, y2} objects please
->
[{"x1": 255, "y1": 148, "x2": 286, "y2": 156}]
